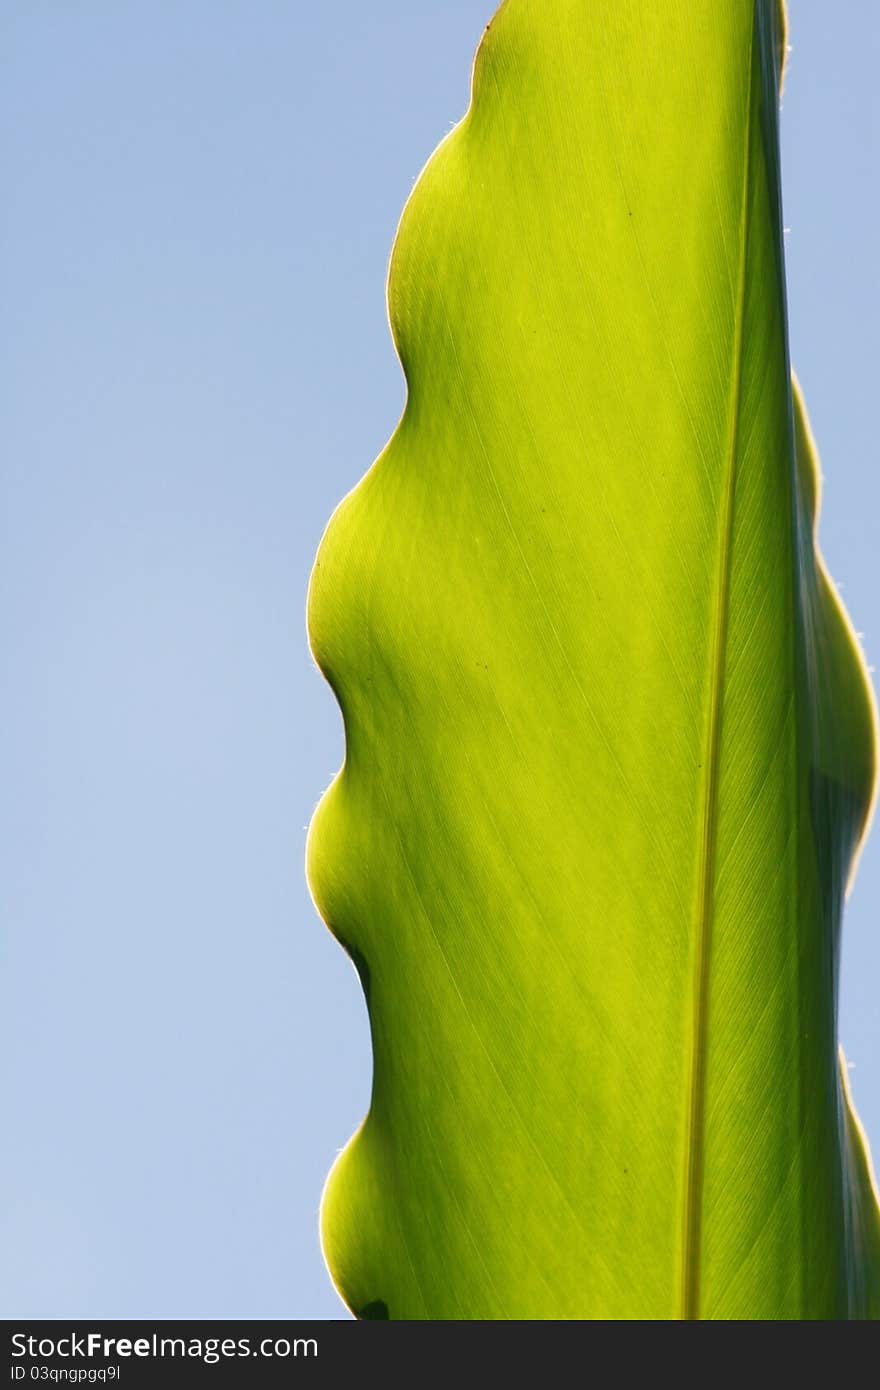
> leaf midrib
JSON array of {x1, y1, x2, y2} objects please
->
[{"x1": 680, "y1": 23, "x2": 756, "y2": 1322}]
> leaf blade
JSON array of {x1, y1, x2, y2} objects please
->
[{"x1": 308, "y1": 0, "x2": 879, "y2": 1318}]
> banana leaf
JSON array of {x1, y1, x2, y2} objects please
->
[{"x1": 307, "y1": 0, "x2": 880, "y2": 1319}]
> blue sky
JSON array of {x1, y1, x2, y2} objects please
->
[{"x1": 1, "y1": 3, "x2": 877, "y2": 1318}]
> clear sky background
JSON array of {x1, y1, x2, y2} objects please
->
[{"x1": 1, "y1": 2, "x2": 877, "y2": 1320}]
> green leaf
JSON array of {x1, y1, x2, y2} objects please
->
[{"x1": 307, "y1": 0, "x2": 880, "y2": 1318}]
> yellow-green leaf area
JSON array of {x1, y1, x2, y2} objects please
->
[{"x1": 308, "y1": 0, "x2": 880, "y2": 1319}]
